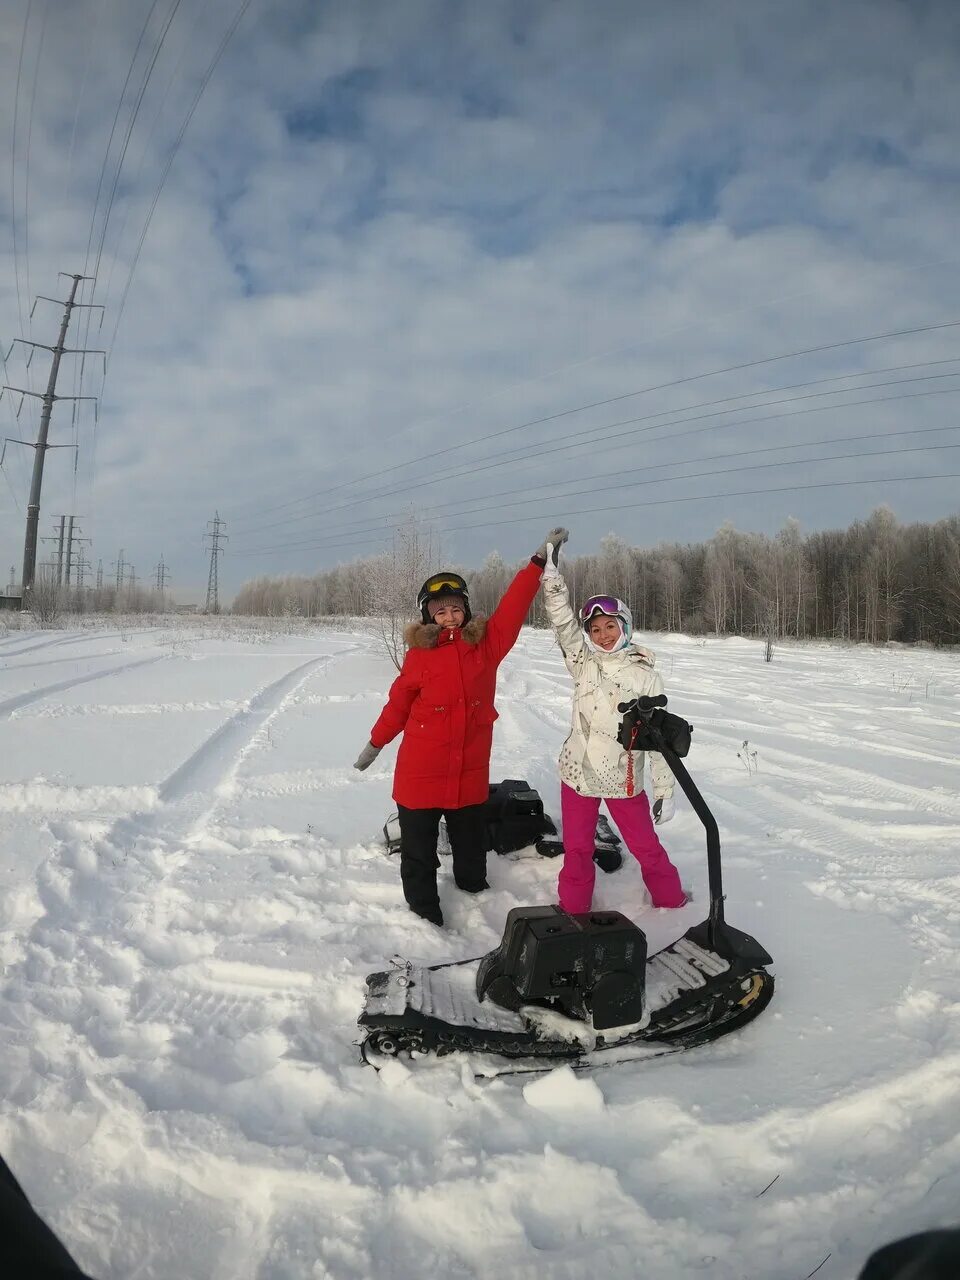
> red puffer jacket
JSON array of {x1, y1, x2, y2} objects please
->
[{"x1": 369, "y1": 560, "x2": 543, "y2": 809}]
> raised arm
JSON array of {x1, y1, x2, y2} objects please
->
[
  {"x1": 480, "y1": 559, "x2": 544, "y2": 666},
  {"x1": 540, "y1": 533, "x2": 583, "y2": 660},
  {"x1": 482, "y1": 527, "x2": 570, "y2": 666}
]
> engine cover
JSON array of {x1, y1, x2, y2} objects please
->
[{"x1": 476, "y1": 905, "x2": 647, "y2": 1030}]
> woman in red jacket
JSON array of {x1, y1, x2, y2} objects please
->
[{"x1": 355, "y1": 528, "x2": 568, "y2": 926}]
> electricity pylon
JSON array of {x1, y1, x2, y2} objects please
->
[
  {"x1": 1, "y1": 273, "x2": 104, "y2": 598},
  {"x1": 204, "y1": 512, "x2": 227, "y2": 614}
]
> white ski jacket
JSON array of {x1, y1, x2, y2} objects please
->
[{"x1": 543, "y1": 574, "x2": 675, "y2": 801}]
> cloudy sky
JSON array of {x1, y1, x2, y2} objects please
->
[{"x1": 2, "y1": 0, "x2": 960, "y2": 601}]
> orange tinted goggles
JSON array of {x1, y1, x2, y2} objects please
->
[{"x1": 424, "y1": 576, "x2": 466, "y2": 595}]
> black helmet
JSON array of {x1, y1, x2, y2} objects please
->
[{"x1": 417, "y1": 571, "x2": 471, "y2": 625}]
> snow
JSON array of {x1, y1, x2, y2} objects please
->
[{"x1": 1, "y1": 619, "x2": 958, "y2": 1279}]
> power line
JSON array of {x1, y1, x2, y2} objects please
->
[
  {"x1": 227, "y1": 317, "x2": 960, "y2": 525},
  {"x1": 10, "y1": 0, "x2": 34, "y2": 342},
  {"x1": 82, "y1": 0, "x2": 256, "y2": 527},
  {"x1": 90, "y1": 0, "x2": 185, "y2": 306},
  {"x1": 79, "y1": 0, "x2": 165, "y2": 290},
  {"x1": 22, "y1": 0, "x2": 50, "y2": 331},
  {"x1": 231, "y1": 530, "x2": 394, "y2": 560},
  {"x1": 230, "y1": 358, "x2": 960, "y2": 539},
  {"x1": 98, "y1": 6, "x2": 202, "y2": 331},
  {"x1": 75, "y1": 0, "x2": 175, "y2": 511},
  {"x1": 236, "y1": 422, "x2": 960, "y2": 546},
  {"x1": 104, "y1": 0, "x2": 257, "y2": 374},
  {"x1": 230, "y1": 438, "x2": 960, "y2": 558},
  {"x1": 363, "y1": 373, "x2": 960, "y2": 523},
  {"x1": 435, "y1": 472, "x2": 960, "y2": 539},
  {"x1": 65, "y1": 0, "x2": 106, "y2": 191},
  {"x1": 447, "y1": 440, "x2": 960, "y2": 527}
]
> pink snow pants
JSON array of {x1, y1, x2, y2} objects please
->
[{"x1": 558, "y1": 782, "x2": 685, "y2": 913}]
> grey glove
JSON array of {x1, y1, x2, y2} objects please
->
[
  {"x1": 354, "y1": 742, "x2": 382, "y2": 771},
  {"x1": 534, "y1": 527, "x2": 570, "y2": 564}
]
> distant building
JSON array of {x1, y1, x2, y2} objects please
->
[{"x1": 0, "y1": 594, "x2": 23, "y2": 612}]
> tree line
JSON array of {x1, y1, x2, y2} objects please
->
[{"x1": 232, "y1": 506, "x2": 960, "y2": 647}]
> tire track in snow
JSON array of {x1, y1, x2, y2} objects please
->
[
  {"x1": 695, "y1": 722, "x2": 960, "y2": 822},
  {"x1": 157, "y1": 653, "x2": 337, "y2": 809},
  {"x1": 0, "y1": 654, "x2": 166, "y2": 719},
  {"x1": 695, "y1": 753, "x2": 960, "y2": 967},
  {"x1": 1, "y1": 649, "x2": 353, "y2": 1092},
  {"x1": 0, "y1": 633, "x2": 84, "y2": 658},
  {"x1": 0, "y1": 650, "x2": 142, "y2": 673},
  {"x1": 0, "y1": 629, "x2": 150, "y2": 659}
]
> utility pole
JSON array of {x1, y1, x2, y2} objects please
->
[
  {"x1": 7, "y1": 566, "x2": 14, "y2": 593},
  {"x1": 64, "y1": 516, "x2": 75, "y2": 585},
  {"x1": 63, "y1": 517, "x2": 91, "y2": 588},
  {"x1": 55, "y1": 515, "x2": 65, "y2": 585},
  {"x1": 204, "y1": 512, "x2": 227, "y2": 614},
  {"x1": 1, "y1": 273, "x2": 103, "y2": 599},
  {"x1": 40, "y1": 515, "x2": 66, "y2": 584}
]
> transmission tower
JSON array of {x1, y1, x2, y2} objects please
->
[
  {"x1": 204, "y1": 512, "x2": 227, "y2": 614},
  {"x1": 155, "y1": 556, "x2": 169, "y2": 594},
  {"x1": 114, "y1": 549, "x2": 125, "y2": 592},
  {"x1": 96, "y1": 559, "x2": 103, "y2": 590},
  {"x1": 63, "y1": 516, "x2": 90, "y2": 587},
  {"x1": 1, "y1": 273, "x2": 104, "y2": 598},
  {"x1": 40, "y1": 515, "x2": 66, "y2": 585}
]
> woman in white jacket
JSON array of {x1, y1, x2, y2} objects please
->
[{"x1": 542, "y1": 534, "x2": 686, "y2": 914}]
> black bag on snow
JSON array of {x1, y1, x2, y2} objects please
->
[
  {"x1": 384, "y1": 780, "x2": 622, "y2": 870},
  {"x1": 484, "y1": 779, "x2": 553, "y2": 854}
]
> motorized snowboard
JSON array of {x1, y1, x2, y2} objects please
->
[{"x1": 361, "y1": 696, "x2": 774, "y2": 1072}]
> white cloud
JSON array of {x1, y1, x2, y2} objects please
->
[{"x1": 2, "y1": 0, "x2": 960, "y2": 599}]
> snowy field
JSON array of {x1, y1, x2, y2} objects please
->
[{"x1": 0, "y1": 617, "x2": 958, "y2": 1280}]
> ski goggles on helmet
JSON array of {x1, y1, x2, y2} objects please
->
[
  {"x1": 579, "y1": 595, "x2": 626, "y2": 624},
  {"x1": 420, "y1": 574, "x2": 468, "y2": 601}
]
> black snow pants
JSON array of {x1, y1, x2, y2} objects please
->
[{"x1": 397, "y1": 802, "x2": 488, "y2": 912}]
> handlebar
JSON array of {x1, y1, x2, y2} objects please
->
[{"x1": 617, "y1": 694, "x2": 667, "y2": 715}]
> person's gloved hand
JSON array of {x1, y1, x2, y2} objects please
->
[
  {"x1": 652, "y1": 794, "x2": 675, "y2": 825},
  {"x1": 534, "y1": 527, "x2": 569, "y2": 570},
  {"x1": 354, "y1": 742, "x2": 382, "y2": 771}
]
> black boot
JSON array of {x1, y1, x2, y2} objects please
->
[
  {"x1": 410, "y1": 901, "x2": 444, "y2": 927},
  {"x1": 455, "y1": 878, "x2": 489, "y2": 894}
]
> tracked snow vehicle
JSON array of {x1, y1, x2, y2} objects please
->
[{"x1": 359, "y1": 696, "x2": 773, "y2": 1072}]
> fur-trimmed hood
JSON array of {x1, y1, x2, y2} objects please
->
[{"x1": 403, "y1": 616, "x2": 488, "y2": 650}]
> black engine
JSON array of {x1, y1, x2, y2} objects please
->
[{"x1": 476, "y1": 905, "x2": 647, "y2": 1030}]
